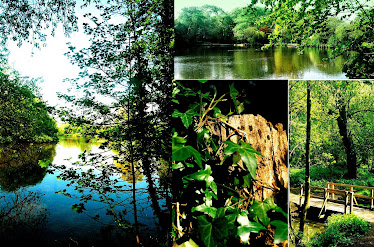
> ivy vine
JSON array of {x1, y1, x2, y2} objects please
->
[{"x1": 172, "y1": 81, "x2": 288, "y2": 247}]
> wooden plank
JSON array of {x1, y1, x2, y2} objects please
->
[
  {"x1": 354, "y1": 194, "x2": 374, "y2": 200},
  {"x1": 327, "y1": 182, "x2": 374, "y2": 190}
]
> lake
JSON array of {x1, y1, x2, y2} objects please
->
[
  {"x1": 175, "y1": 46, "x2": 348, "y2": 79},
  {"x1": 0, "y1": 137, "x2": 170, "y2": 246}
]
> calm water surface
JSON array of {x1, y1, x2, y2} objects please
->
[
  {"x1": 175, "y1": 46, "x2": 348, "y2": 79},
  {"x1": 0, "y1": 137, "x2": 168, "y2": 246}
]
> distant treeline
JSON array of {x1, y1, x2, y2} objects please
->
[
  {"x1": 175, "y1": 5, "x2": 271, "y2": 48},
  {"x1": 175, "y1": 5, "x2": 355, "y2": 49}
]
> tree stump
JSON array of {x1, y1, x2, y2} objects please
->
[{"x1": 220, "y1": 114, "x2": 288, "y2": 202}]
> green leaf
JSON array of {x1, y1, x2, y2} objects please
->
[
  {"x1": 172, "y1": 162, "x2": 184, "y2": 170},
  {"x1": 38, "y1": 158, "x2": 51, "y2": 168},
  {"x1": 243, "y1": 173, "x2": 252, "y2": 188},
  {"x1": 224, "y1": 140, "x2": 261, "y2": 178},
  {"x1": 197, "y1": 214, "x2": 229, "y2": 247},
  {"x1": 237, "y1": 222, "x2": 266, "y2": 244},
  {"x1": 192, "y1": 204, "x2": 217, "y2": 218},
  {"x1": 198, "y1": 80, "x2": 208, "y2": 83},
  {"x1": 229, "y1": 84, "x2": 240, "y2": 114},
  {"x1": 271, "y1": 220, "x2": 288, "y2": 244},
  {"x1": 189, "y1": 166, "x2": 212, "y2": 181},
  {"x1": 173, "y1": 133, "x2": 202, "y2": 168},
  {"x1": 249, "y1": 199, "x2": 275, "y2": 226},
  {"x1": 172, "y1": 109, "x2": 198, "y2": 129},
  {"x1": 237, "y1": 212, "x2": 266, "y2": 244},
  {"x1": 179, "y1": 238, "x2": 199, "y2": 247}
]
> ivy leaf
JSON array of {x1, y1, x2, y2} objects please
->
[
  {"x1": 249, "y1": 199, "x2": 275, "y2": 226},
  {"x1": 243, "y1": 173, "x2": 252, "y2": 188},
  {"x1": 189, "y1": 165, "x2": 212, "y2": 181},
  {"x1": 223, "y1": 140, "x2": 261, "y2": 178},
  {"x1": 229, "y1": 84, "x2": 240, "y2": 114},
  {"x1": 237, "y1": 211, "x2": 266, "y2": 243},
  {"x1": 172, "y1": 162, "x2": 184, "y2": 170},
  {"x1": 192, "y1": 204, "x2": 217, "y2": 218},
  {"x1": 179, "y1": 238, "x2": 199, "y2": 247},
  {"x1": 173, "y1": 145, "x2": 202, "y2": 168},
  {"x1": 173, "y1": 134, "x2": 202, "y2": 168},
  {"x1": 172, "y1": 109, "x2": 198, "y2": 129},
  {"x1": 271, "y1": 220, "x2": 288, "y2": 244},
  {"x1": 197, "y1": 214, "x2": 229, "y2": 247}
]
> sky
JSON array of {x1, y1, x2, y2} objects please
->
[
  {"x1": 6, "y1": 3, "x2": 95, "y2": 108},
  {"x1": 7, "y1": 30, "x2": 90, "y2": 107},
  {"x1": 174, "y1": 0, "x2": 253, "y2": 17}
]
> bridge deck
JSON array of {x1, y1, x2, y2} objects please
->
[{"x1": 290, "y1": 193, "x2": 374, "y2": 223}]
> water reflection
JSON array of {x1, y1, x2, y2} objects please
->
[
  {"x1": 0, "y1": 138, "x2": 170, "y2": 246},
  {"x1": 175, "y1": 46, "x2": 348, "y2": 79},
  {"x1": 0, "y1": 189, "x2": 48, "y2": 245},
  {"x1": 0, "y1": 143, "x2": 56, "y2": 191}
]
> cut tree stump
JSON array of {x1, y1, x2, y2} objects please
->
[{"x1": 218, "y1": 114, "x2": 288, "y2": 202}]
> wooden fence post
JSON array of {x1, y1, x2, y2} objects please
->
[
  {"x1": 344, "y1": 191, "x2": 348, "y2": 214},
  {"x1": 349, "y1": 191, "x2": 354, "y2": 214},
  {"x1": 371, "y1": 189, "x2": 374, "y2": 209}
]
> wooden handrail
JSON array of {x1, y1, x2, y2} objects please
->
[
  {"x1": 299, "y1": 182, "x2": 374, "y2": 215},
  {"x1": 326, "y1": 182, "x2": 374, "y2": 191}
]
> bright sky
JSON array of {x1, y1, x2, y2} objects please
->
[
  {"x1": 6, "y1": 2, "x2": 96, "y2": 108},
  {"x1": 174, "y1": 0, "x2": 252, "y2": 17},
  {"x1": 7, "y1": 30, "x2": 90, "y2": 107}
]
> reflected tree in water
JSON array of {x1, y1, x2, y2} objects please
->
[
  {"x1": 0, "y1": 143, "x2": 56, "y2": 191},
  {"x1": 0, "y1": 189, "x2": 48, "y2": 245}
]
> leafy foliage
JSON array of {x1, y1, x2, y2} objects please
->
[
  {"x1": 172, "y1": 81, "x2": 287, "y2": 246},
  {"x1": 290, "y1": 81, "x2": 374, "y2": 180},
  {"x1": 0, "y1": 53, "x2": 58, "y2": 144},
  {"x1": 306, "y1": 214, "x2": 370, "y2": 247}
]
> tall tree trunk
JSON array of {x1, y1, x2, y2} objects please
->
[
  {"x1": 298, "y1": 81, "x2": 311, "y2": 243},
  {"x1": 336, "y1": 103, "x2": 357, "y2": 178}
]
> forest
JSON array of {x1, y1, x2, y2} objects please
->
[
  {"x1": 289, "y1": 81, "x2": 374, "y2": 246},
  {"x1": 0, "y1": 0, "x2": 173, "y2": 246},
  {"x1": 175, "y1": 1, "x2": 374, "y2": 78}
]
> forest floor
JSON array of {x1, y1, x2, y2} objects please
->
[{"x1": 352, "y1": 222, "x2": 374, "y2": 247}]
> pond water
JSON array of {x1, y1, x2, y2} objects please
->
[
  {"x1": 175, "y1": 46, "x2": 348, "y2": 79},
  {"x1": 0, "y1": 137, "x2": 169, "y2": 246},
  {"x1": 290, "y1": 218, "x2": 326, "y2": 247}
]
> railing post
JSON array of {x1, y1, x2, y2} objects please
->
[
  {"x1": 331, "y1": 183, "x2": 335, "y2": 200},
  {"x1": 371, "y1": 189, "x2": 374, "y2": 209},
  {"x1": 344, "y1": 191, "x2": 348, "y2": 214},
  {"x1": 349, "y1": 191, "x2": 354, "y2": 214}
]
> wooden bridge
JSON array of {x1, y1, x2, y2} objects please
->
[{"x1": 290, "y1": 182, "x2": 374, "y2": 222}]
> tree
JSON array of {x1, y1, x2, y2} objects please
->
[
  {"x1": 0, "y1": 0, "x2": 78, "y2": 47},
  {"x1": 252, "y1": 0, "x2": 374, "y2": 78},
  {"x1": 298, "y1": 81, "x2": 311, "y2": 245},
  {"x1": 56, "y1": 0, "x2": 173, "y2": 245},
  {"x1": 0, "y1": 52, "x2": 58, "y2": 143}
]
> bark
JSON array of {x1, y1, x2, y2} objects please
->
[
  {"x1": 336, "y1": 104, "x2": 358, "y2": 178},
  {"x1": 216, "y1": 114, "x2": 288, "y2": 203},
  {"x1": 299, "y1": 81, "x2": 311, "y2": 242}
]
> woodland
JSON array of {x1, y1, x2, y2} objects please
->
[
  {"x1": 175, "y1": 1, "x2": 374, "y2": 78},
  {"x1": 0, "y1": 0, "x2": 173, "y2": 246},
  {"x1": 289, "y1": 81, "x2": 374, "y2": 246}
]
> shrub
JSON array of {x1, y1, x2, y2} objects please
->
[{"x1": 307, "y1": 214, "x2": 371, "y2": 247}]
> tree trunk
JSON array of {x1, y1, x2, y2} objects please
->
[
  {"x1": 336, "y1": 103, "x2": 357, "y2": 178},
  {"x1": 298, "y1": 81, "x2": 311, "y2": 243},
  {"x1": 216, "y1": 114, "x2": 288, "y2": 205}
]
